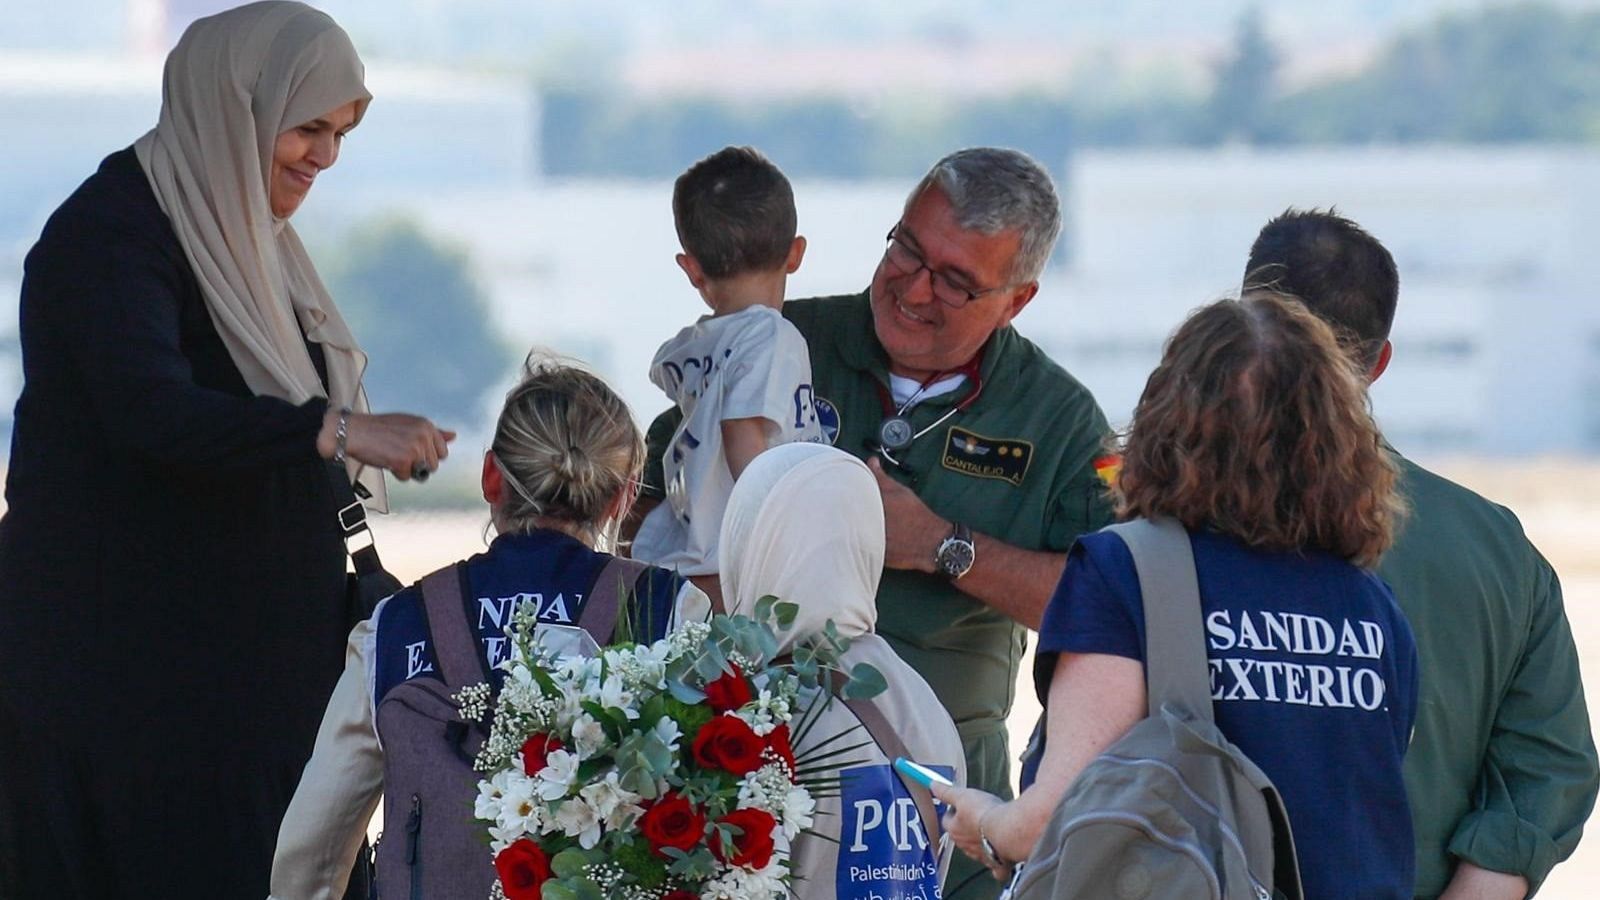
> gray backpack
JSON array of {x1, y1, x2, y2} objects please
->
[
  {"x1": 1009, "y1": 519, "x2": 1303, "y2": 900},
  {"x1": 373, "y1": 556, "x2": 649, "y2": 900}
]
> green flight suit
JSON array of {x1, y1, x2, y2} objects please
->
[
  {"x1": 647, "y1": 291, "x2": 1114, "y2": 899},
  {"x1": 1379, "y1": 453, "x2": 1597, "y2": 897}
]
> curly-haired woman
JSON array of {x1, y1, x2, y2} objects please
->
[{"x1": 935, "y1": 292, "x2": 1418, "y2": 899}]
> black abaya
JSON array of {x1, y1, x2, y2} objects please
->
[{"x1": 0, "y1": 147, "x2": 351, "y2": 899}]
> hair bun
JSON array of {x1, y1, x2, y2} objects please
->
[{"x1": 552, "y1": 444, "x2": 592, "y2": 486}]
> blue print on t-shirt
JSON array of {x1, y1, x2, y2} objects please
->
[{"x1": 836, "y1": 763, "x2": 950, "y2": 900}]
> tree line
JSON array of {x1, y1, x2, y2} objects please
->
[{"x1": 540, "y1": 3, "x2": 1600, "y2": 179}]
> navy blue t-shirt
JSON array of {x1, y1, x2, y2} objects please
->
[
  {"x1": 374, "y1": 530, "x2": 683, "y2": 706},
  {"x1": 1036, "y1": 529, "x2": 1418, "y2": 900}
]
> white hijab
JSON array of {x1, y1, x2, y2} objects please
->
[
  {"x1": 134, "y1": 1, "x2": 384, "y2": 505},
  {"x1": 719, "y1": 442, "x2": 881, "y2": 647},
  {"x1": 719, "y1": 444, "x2": 966, "y2": 888},
  {"x1": 718, "y1": 442, "x2": 964, "y2": 759}
]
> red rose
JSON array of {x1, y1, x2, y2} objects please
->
[
  {"x1": 692, "y1": 714, "x2": 766, "y2": 776},
  {"x1": 711, "y1": 808, "x2": 778, "y2": 870},
  {"x1": 766, "y1": 723, "x2": 796, "y2": 777},
  {"x1": 494, "y1": 838, "x2": 552, "y2": 900},
  {"x1": 704, "y1": 664, "x2": 753, "y2": 712},
  {"x1": 638, "y1": 791, "x2": 706, "y2": 857},
  {"x1": 520, "y1": 733, "x2": 564, "y2": 776},
  {"x1": 662, "y1": 892, "x2": 697, "y2": 900}
]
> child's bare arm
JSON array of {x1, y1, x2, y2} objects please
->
[{"x1": 721, "y1": 416, "x2": 777, "y2": 480}]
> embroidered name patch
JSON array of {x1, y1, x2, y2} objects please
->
[{"x1": 941, "y1": 427, "x2": 1032, "y2": 486}]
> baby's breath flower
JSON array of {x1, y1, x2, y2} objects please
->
[{"x1": 453, "y1": 682, "x2": 492, "y2": 722}]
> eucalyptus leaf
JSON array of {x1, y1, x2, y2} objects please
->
[
  {"x1": 542, "y1": 883, "x2": 578, "y2": 900},
  {"x1": 774, "y1": 601, "x2": 799, "y2": 628},
  {"x1": 693, "y1": 644, "x2": 729, "y2": 681},
  {"x1": 843, "y1": 662, "x2": 887, "y2": 699},
  {"x1": 550, "y1": 848, "x2": 590, "y2": 879},
  {"x1": 666, "y1": 847, "x2": 719, "y2": 880},
  {"x1": 666, "y1": 678, "x2": 707, "y2": 705},
  {"x1": 754, "y1": 594, "x2": 779, "y2": 624}
]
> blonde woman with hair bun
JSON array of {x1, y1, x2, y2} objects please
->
[{"x1": 270, "y1": 354, "x2": 710, "y2": 900}]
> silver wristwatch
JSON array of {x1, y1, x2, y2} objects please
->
[{"x1": 934, "y1": 522, "x2": 976, "y2": 580}]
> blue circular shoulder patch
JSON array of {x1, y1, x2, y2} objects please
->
[{"x1": 813, "y1": 396, "x2": 841, "y2": 446}]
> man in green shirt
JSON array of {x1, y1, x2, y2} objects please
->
[
  {"x1": 635, "y1": 148, "x2": 1114, "y2": 899},
  {"x1": 1245, "y1": 209, "x2": 1598, "y2": 898}
]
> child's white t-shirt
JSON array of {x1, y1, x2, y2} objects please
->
[{"x1": 632, "y1": 305, "x2": 823, "y2": 575}]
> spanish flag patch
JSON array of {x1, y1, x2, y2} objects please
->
[{"x1": 1093, "y1": 454, "x2": 1122, "y2": 487}]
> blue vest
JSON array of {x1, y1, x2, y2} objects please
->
[{"x1": 373, "y1": 530, "x2": 682, "y2": 706}]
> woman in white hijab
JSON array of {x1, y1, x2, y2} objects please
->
[
  {"x1": 0, "y1": 4, "x2": 447, "y2": 897},
  {"x1": 720, "y1": 442, "x2": 968, "y2": 900}
]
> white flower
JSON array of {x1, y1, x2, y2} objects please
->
[
  {"x1": 553, "y1": 795, "x2": 603, "y2": 849},
  {"x1": 700, "y1": 857, "x2": 789, "y2": 897},
  {"x1": 487, "y1": 820, "x2": 524, "y2": 856},
  {"x1": 597, "y1": 674, "x2": 640, "y2": 719},
  {"x1": 780, "y1": 786, "x2": 815, "y2": 840},
  {"x1": 741, "y1": 688, "x2": 793, "y2": 736},
  {"x1": 555, "y1": 654, "x2": 601, "y2": 685},
  {"x1": 535, "y1": 748, "x2": 580, "y2": 801},
  {"x1": 736, "y1": 764, "x2": 792, "y2": 817},
  {"x1": 668, "y1": 621, "x2": 711, "y2": 658},
  {"x1": 652, "y1": 716, "x2": 683, "y2": 754},
  {"x1": 631, "y1": 641, "x2": 672, "y2": 688},
  {"x1": 495, "y1": 770, "x2": 544, "y2": 838},
  {"x1": 602, "y1": 647, "x2": 632, "y2": 672},
  {"x1": 474, "y1": 769, "x2": 516, "y2": 822},
  {"x1": 572, "y1": 713, "x2": 609, "y2": 759},
  {"x1": 734, "y1": 763, "x2": 813, "y2": 841},
  {"x1": 579, "y1": 771, "x2": 643, "y2": 831}
]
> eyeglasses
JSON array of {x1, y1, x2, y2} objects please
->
[{"x1": 882, "y1": 226, "x2": 1009, "y2": 309}]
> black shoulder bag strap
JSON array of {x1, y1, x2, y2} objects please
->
[{"x1": 327, "y1": 463, "x2": 402, "y2": 620}]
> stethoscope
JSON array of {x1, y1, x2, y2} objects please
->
[{"x1": 870, "y1": 358, "x2": 985, "y2": 471}]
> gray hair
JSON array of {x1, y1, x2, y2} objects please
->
[
  {"x1": 491, "y1": 353, "x2": 643, "y2": 552},
  {"x1": 909, "y1": 147, "x2": 1062, "y2": 284}
]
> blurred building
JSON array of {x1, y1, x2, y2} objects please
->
[
  {"x1": 393, "y1": 148, "x2": 1600, "y2": 458},
  {"x1": 1040, "y1": 147, "x2": 1600, "y2": 456},
  {"x1": 3, "y1": 54, "x2": 1597, "y2": 457},
  {"x1": 0, "y1": 55, "x2": 537, "y2": 240}
]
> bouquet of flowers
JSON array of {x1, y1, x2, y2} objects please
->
[{"x1": 462, "y1": 596, "x2": 885, "y2": 900}]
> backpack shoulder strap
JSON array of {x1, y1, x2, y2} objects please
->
[
  {"x1": 827, "y1": 672, "x2": 942, "y2": 854},
  {"x1": 1102, "y1": 518, "x2": 1212, "y2": 721},
  {"x1": 417, "y1": 563, "x2": 490, "y2": 691},
  {"x1": 581, "y1": 555, "x2": 652, "y2": 644}
]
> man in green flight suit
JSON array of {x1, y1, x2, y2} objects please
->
[
  {"x1": 634, "y1": 147, "x2": 1114, "y2": 899},
  {"x1": 1245, "y1": 209, "x2": 1598, "y2": 899}
]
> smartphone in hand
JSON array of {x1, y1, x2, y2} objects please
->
[{"x1": 894, "y1": 756, "x2": 954, "y2": 791}]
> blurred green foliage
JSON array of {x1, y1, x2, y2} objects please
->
[
  {"x1": 325, "y1": 217, "x2": 511, "y2": 427},
  {"x1": 538, "y1": 3, "x2": 1600, "y2": 178},
  {"x1": 1271, "y1": 4, "x2": 1600, "y2": 142}
]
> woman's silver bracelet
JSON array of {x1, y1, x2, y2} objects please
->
[
  {"x1": 333, "y1": 405, "x2": 352, "y2": 464},
  {"x1": 979, "y1": 805, "x2": 1014, "y2": 873}
]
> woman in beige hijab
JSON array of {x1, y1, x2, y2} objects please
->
[
  {"x1": 0, "y1": 4, "x2": 447, "y2": 897},
  {"x1": 720, "y1": 442, "x2": 968, "y2": 900}
]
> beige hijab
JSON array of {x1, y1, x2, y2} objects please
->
[
  {"x1": 134, "y1": 1, "x2": 383, "y2": 505},
  {"x1": 719, "y1": 443, "x2": 966, "y2": 889},
  {"x1": 718, "y1": 442, "x2": 960, "y2": 746}
]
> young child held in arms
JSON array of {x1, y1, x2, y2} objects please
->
[{"x1": 631, "y1": 146, "x2": 823, "y2": 605}]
